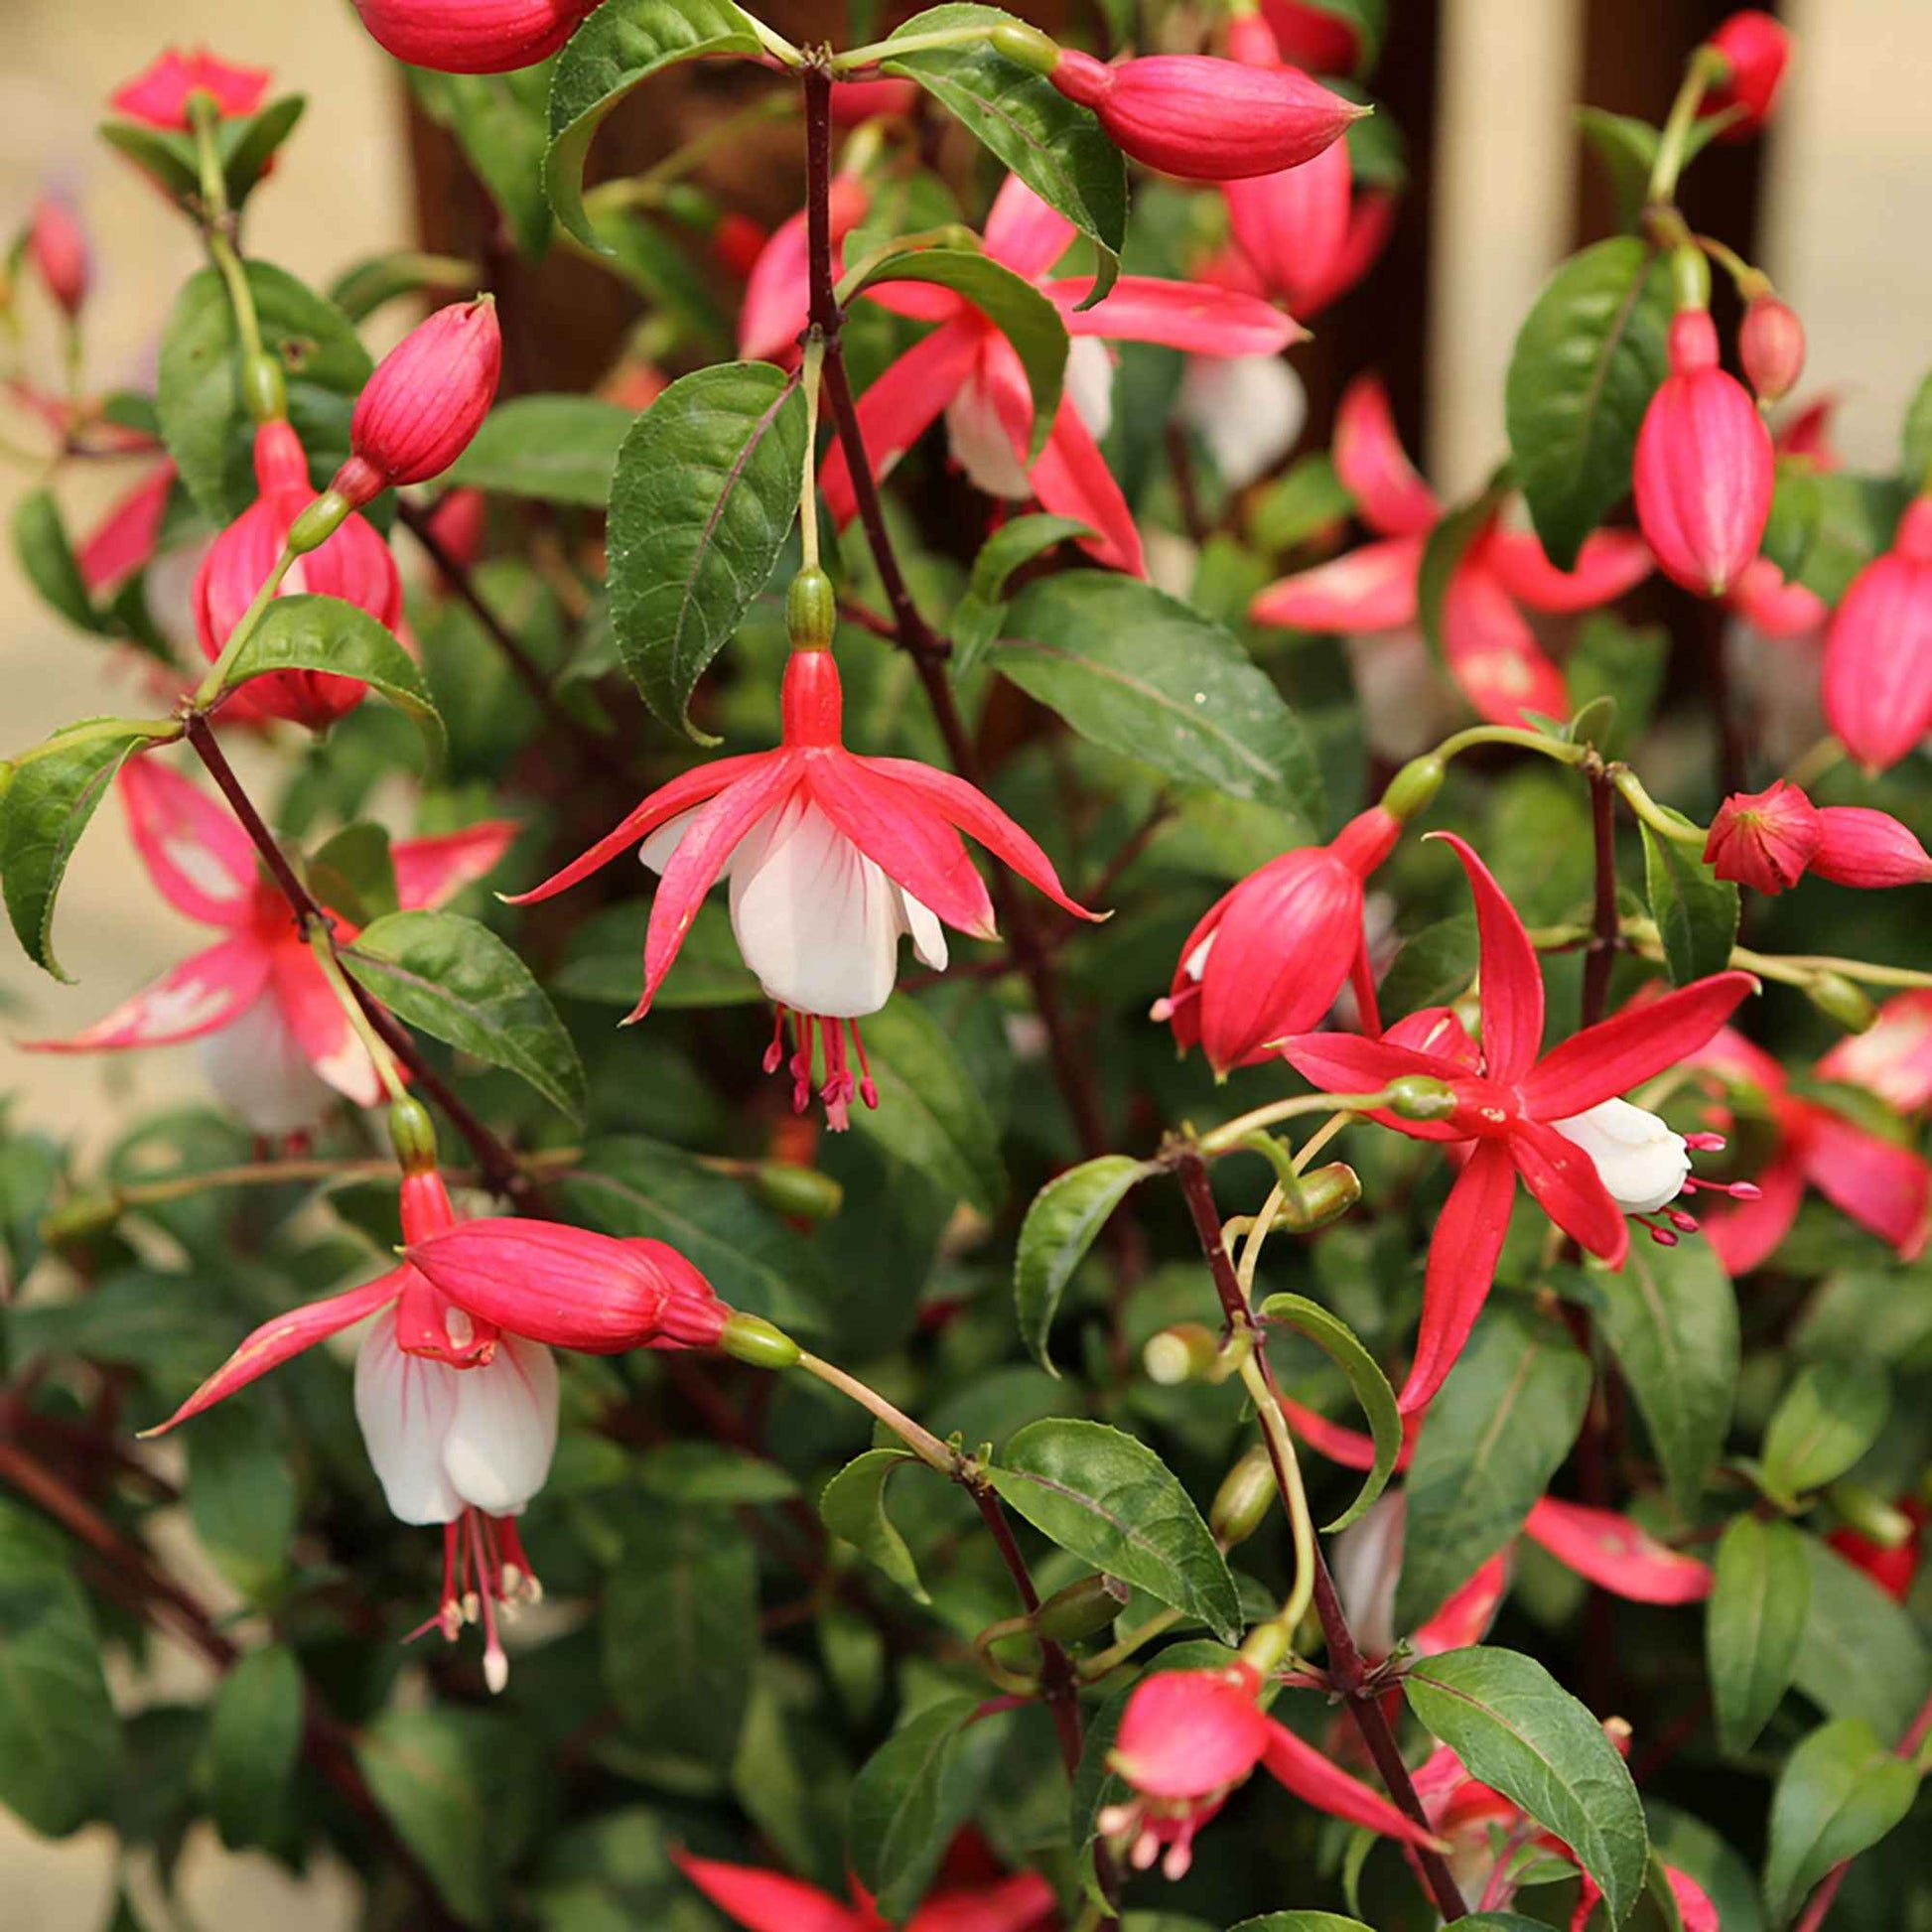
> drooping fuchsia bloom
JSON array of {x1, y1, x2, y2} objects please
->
[
  {"x1": 1251, "y1": 372, "x2": 1653, "y2": 726},
  {"x1": 196, "y1": 418, "x2": 403, "y2": 730},
  {"x1": 1282, "y1": 834, "x2": 1755, "y2": 1411},
  {"x1": 507, "y1": 637, "x2": 1100, "y2": 1127},
  {"x1": 28, "y1": 195, "x2": 89, "y2": 319},
  {"x1": 1632, "y1": 308, "x2": 1773, "y2": 598},
  {"x1": 1154, "y1": 805, "x2": 1401, "y2": 1071},
  {"x1": 332, "y1": 298, "x2": 502, "y2": 510},
  {"x1": 1686, "y1": 1027, "x2": 1931, "y2": 1276},
  {"x1": 672, "y1": 1847, "x2": 1053, "y2": 1932},
  {"x1": 109, "y1": 47, "x2": 271, "y2": 128},
  {"x1": 22, "y1": 759, "x2": 516, "y2": 1136},
  {"x1": 820, "y1": 173, "x2": 1303, "y2": 575},
  {"x1": 351, "y1": 0, "x2": 601, "y2": 74},
  {"x1": 1700, "y1": 10, "x2": 1793, "y2": 140},
  {"x1": 1819, "y1": 989, "x2": 1932, "y2": 1113},
  {"x1": 1822, "y1": 494, "x2": 1932, "y2": 772},
  {"x1": 1707, "y1": 779, "x2": 1932, "y2": 892}
]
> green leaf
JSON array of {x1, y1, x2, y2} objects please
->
[
  {"x1": 446, "y1": 394, "x2": 634, "y2": 505},
  {"x1": 157, "y1": 262, "x2": 371, "y2": 525},
  {"x1": 345, "y1": 908, "x2": 587, "y2": 1122},
  {"x1": 950, "y1": 513, "x2": 1089, "y2": 678},
  {"x1": 1247, "y1": 452, "x2": 1354, "y2": 556},
  {"x1": 850, "y1": 996, "x2": 1006, "y2": 1218},
  {"x1": 1576, "y1": 107, "x2": 1725, "y2": 233},
  {"x1": 1395, "y1": 1307, "x2": 1591, "y2": 1632},
  {"x1": 1641, "y1": 822, "x2": 1739, "y2": 987},
  {"x1": 883, "y1": 6, "x2": 1127, "y2": 304},
  {"x1": 545, "y1": 0, "x2": 766, "y2": 245},
  {"x1": 408, "y1": 66, "x2": 553, "y2": 257},
  {"x1": 1579, "y1": 1238, "x2": 1736, "y2": 1513},
  {"x1": 607, "y1": 360, "x2": 807, "y2": 741},
  {"x1": 99, "y1": 95, "x2": 306, "y2": 216},
  {"x1": 848, "y1": 247, "x2": 1067, "y2": 458},
  {"x1": 1762, "y1": 1359, "x2": 1889, "y2": 1501},
  {"x1": 1416, "y1": 481, "x2": 1504, "y2": 661},
  {"x1": 0, "y1": 1498, "x2": 121, "y2": 1837},
  {"x1": 12, "y1": 488, "x2": 108, "y2": 636},
  {"x1": 307, "y1": 819, "x2": 400, "y2": 926},
  {"x1": 554, "y1": 897, "x2": 760, "y2": 1008},
  {"x1": 849, "y1": 1695, "x2": 1009, "y2": 1921},
  {"x1": 1504, "y1": 236, "x2": 1673, "y2": 570},
  {"x1": 185, "y1": 1403, "x2": 297, "y2": 1598},
  {"x1": 1708, "y1": 1515, "x2": 1811, "y2": 1757},
  {"x1": 1014, "y1": 1155, "x2": 1153, "y2": 1374},
  {"x1": 996, "y1": 572, "x2": 1323, "y2": 814},
  {"x1": 1902, "y1": 367, "x2": 1932, "y2": 488},
  {"x1": 1256, "y1": 1294, "x2": 1402, "y2": 1530},
  {"x1": 1762, "y1": 1719, "x2": 1918, "y2": 1926},
  {"x1": 0, "y1": 723, "x2": 159, "y2": 978},
  {"x1": 819, "y1": 1448, "x2": 930, "y2": 1603},
  {"x1": 1228, "y1": 1918, "x2": 1376, "y2": 1931},
  {"x1": 987, "y1": 1418, "x2": 1241, "y2": 1641},
  {"x1": 1379, "y1": 912, "x2": 1478, "y2": 1019},
  {"x1": 201, "y1": 1643, "x2": 303, "y2": 1851},
  {"x1": 1406, "y1": 1646, "x2": 1649, "y2": 1926},
  {"x1": 327, "y1": 249, "x2": 481, "y2": 324},
  {"x1": 1793, "y1": 1535, "x2": 1932, "y2": 1745},
  {"x1": 604, "y1": 1509, "x2": 759, "y2": 1771},
  {"x1": 222, "y1": 594, "x2": 446, "y2": 767}
]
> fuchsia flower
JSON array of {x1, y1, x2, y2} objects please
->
[
  {"x1": 1154, "y1": 805, "x2": 1401, "y2": 1070},
  {"x1": 1818, "y1": 989, "x2": 1932, "y2": 1112},
  {"x1": 821, "y1": 174, "x2": 1302, "y2": 575},
  {"x1": 28, "y1": 196, "x2": 89, "y2": 319},
  {"x1": 1739, "y1": 293, "x2": 1805, "y2": 403},
  {"x1": 1689, "y1": 1027, "x2": 1931, "y2": 1275},
  {"x1": 1257, "y1": 0, "x2": 1368, "y2": 75},
  {"x1": 22, "y1": 759, "x2": 515, "y2": 1136},
  {"x1": 351, "y1": 0, "x2": 600, "y2": 74},
  {"x1": 1822, "y1": 495, "x2": 1932, "y2": 772},
  {"x1": 75, "y1": 461, "x2": 177, "y2": 596},
  {"x1": 109, "y1": 47, "x2": 270, "y2": 128},
  {"x1": 197, "y1": 419, "x2": 402, "y2": 730},
  {"x1": 1100, "y1": 1657, "x2": 1444, "y2": 1879},
  {"x1": 508, "y1": 643, "x2": 1100, "y2": 1127},
  {"x1": 1701, "y1": 10, "x2": 1793, "y2": 139},
  {"x1": 672, "y1": 1848, "x2": 1053, "y2": 1932},
  {"x1": 333, "y1": 298, "x2": 502, "y2": 509},
  {"x1": 1705, "y1": 778, "x2": 1820, "y2": 892},
  {"x1": 1251, "y1": 373, "x2": 1653, "y2": 725},
  {"x1": 1632, "y1": 309, "x2": 1773, "y2": 598},
  {"x1": 1282, "y1": 834, "x2": 1754, "y2": 1411}
]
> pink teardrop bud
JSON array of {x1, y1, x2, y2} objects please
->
[
  {"x1": 1738, "y1": 293, "x2": 1805, "y2": 403},
  {"x1": 1822, "y1": 495, "x2": 1932, "y2": 771},
  {"x1": 351, "y1": 0, "x2": 601, "y2": 74},
  {"x1": 1701, "y1": 11, "x2": 1793, "y2": 140},
  {"x1": 28, "y1": 196, "x2": 89, "y2": 319},
  {"x1": 1810, "y1": 807, "x2": 1932, "y2": 889}
]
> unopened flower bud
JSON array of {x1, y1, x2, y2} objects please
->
[
  {"x1": 786, "y1": 566, "x2": 837, "y2": 651},
  {"x1": 1806, "y1": 971, "x2": 1877, "y2": 1035},
  {"x1": 1701, "y1": 10, "x2": 1792, "y2": 140},
  {"x1": 1210, "y1": 1446, "x2": 1277, "y2": 1548},
  {"x1": 285, "y1": 488, "x2": 353, "y2": 556},
  {"x1": 1034, "y1": 1572, "x2": 1130, "y2": 1643},
  {"x1": 718, "y1": 1310, "x2": 801, "y2": 1370},
  {"x1": 1236, "y1": 1618, "x2": 1291, "y2": 1676},
  {"x1": 1823, "y1": 495, "x2": 1932, "y2": 773},
  {"x1": 1380, "y1": 755, "x2": 1445, "y2": 823},
  {"x1": 109, "y1": 48, "x2": 271, "y2": 130},
  {"x1": 1143, "y1": 1322, "x2": 1222, "y2": 1386},
  {"x1": 1811, "y1": 807, "x2": 1932, "y2": 889},
  {"x1": 1704, "y1": 779, "x2": 1820, "y2": 893},
  {"x1": 352, "y1": 0, "x2": 602, "y2": 74},
  {"x1": 1739, "y1": 294, "x2": 1805, "y2": 403},
  {"x1": 1274, "y1": 1162, "x2": 1362, "y2": 1231},
  {"x1": 239, "y1": 349, "x2": 287, "y2": 427},
  {"x1": 753, "y1": 1159, "x2": 844, "y2": 1221},
  {"x1": 28, "y1": 196, "x2": 89, "y2": 320},
  {"x1": 387, "y1": 1095, "x2": 439, "y2": 1173},
  {"x1": 1384, "y1": 1074, "x2": 1457, "y2": 1122}
]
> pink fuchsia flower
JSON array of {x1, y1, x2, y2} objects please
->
[
  {"x1": 28, "y1": 196, "x2": 89, "y2": 319},
  {"x1": 1688, "y1": 1027, "x2": 1931, "y2": 1275},
  {"x1": 1251, "y1": 372, "x2": 1652, "y2": 726},
  {"x1": 737, "y1": 174, "x2": 870, "y2": 363},
  {"x1": 351, "y1": 0, "x2": 600, "y2": 73},
  {"x1": 75, "y1": 461, "x2": 177, "y2": 596},
  {"x1": 21, "y1": 759, "x2": 515, "y2": 1135},
  {"x1": 1705, "y1": 779, "x2": 1820, "y2": 892},
  {"x1": 196, "y1": 419, "x2": 402, "y2": 730},
  {"x1": 1818, "y1": 989, "x2": 1932, "y2": 1113},
  {"x1": 506, "y1": 640, "x2": 1099, "y2": 1127},
  {"x1": 1283, "y1": 833, "x2": 1755, "y2": 1411},
  {"x1": 1739, "y1": 293, "x2": 1805, "y2": 403},
  {"x1": 672, "y1": 1848, "x2": 1053, "y2": 1932},
  {"x1": 821, "y1": 174, "x2": 1303, "y2": 575},
  {"x1": 1099, "y1": 1659, "x2": 1442, "y2": 1880},
  {"x1": 1632, "y1": 309, "x2": 1773, "y2": 597},
  {"x1": 1257, "y1": 0, "x2": 1368, "y2": 75},
  {"x1": 1822, "y1": 494, "x2": 1932, "y2": 772},
  {"x1": 333, "y1": 298, "x2": 502, "y2": 509},
  {"x1": 108, "y1": 47, "x2": 271, "y2": 128},
  {"x1": 145, "y1": 1165, "x2": 560, "y2": 1690},
  {"x1": 1701, "y1": 10, "x2": 1793, "y2": 140},
  {"x1": 1154, "y1": 805, "x2": 1401, "y2": 1070}
]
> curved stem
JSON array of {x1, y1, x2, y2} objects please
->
[
  {"x1": 1646, "y1": 46, "x2": 1724, "y2": 207},
  {"x1": 192, "y1": 543, "x2": 296, "y2": 705},
  {"x1": 1431, "y1": 723, "x2": 1589, "y2": 766},
  {"x1": 309, "y1": 928, "x2": 410, "y2": 1105},
  {"x1": 1200, "y1": 1090, "x2": 1396, "y2": 1156},
  {"x1": 1238, "y1": 1353, "x2": 1316, "y2": 1635},
  {"x1": 792, "y1": 1350, "x2": 958, "y2": 1473}
]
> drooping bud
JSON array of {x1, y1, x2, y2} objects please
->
[
  {"x1": 1704, "y1": 778, "x2": 1820, "y2": 892},
  {"x1": 1806, "y1": 971, "x2": 1877, "y2": 1035},
  {"x1": 28, "y1": 196, "x2": 89, "y2": 319},
  {"x1": 332, "y1": 297, "x2": 501, "y2": 507},
  {"x1": 786, "y1": 566, "x2": 837, "y2": 651},
  {"x1": 1822, "y1": 495, "x2": 1932, "y2": 771},
  {"x1": 1274, "y1": 1162, "x2": 1362, "y2": 1231},
  {"x1": 1738, "y1": 293, "x2": 1805, "y2": 403},
  {"x1": 1143, "y1": 1322, "x2": 1224, "y2": 1386},
  {"x1": 1209, "y1": 1446, "x2": 1277, "y2": 1548},
  {"x1": 1811, "y1": 808, "x2": 1932, "y2": 889},
  {"x1": 109, "y1": 48, "x2": 271, "y2": 129},
  {"x1": 752, "y1": 1160, "x2": 844, "y2": 1222},
  {"x1": 1034, "y1": 1573, "x2": 1130, "y2": 1642},
  {"x1": 1701, "y1": 11, "x2": 1793, "y2": 140},
  {"x1": 1632, "y1": 309, "x2": 1773, "y2": 597},
  {"x1": 1380, "y1": 755, "x2": 1446, "y2": 823},
  {"x1": 351, "y1": 0, "x2": 602, "y2": 74},
  {"x1": 387, "y1": 1095, "x2": 439, "y2": 1173}
]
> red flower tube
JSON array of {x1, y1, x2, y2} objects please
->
[
  {"x1": 1822, "y1": 495, "x2": 1932, "y2": 771},
  {"x1": 109, "y1": 47, "x2": 270, "y2": 128},
  {"x1": 351, "y1": 0, "x2": 602, "y2": 74},
  {"x1": 1701, "y1": 10, "x2": 1793, "y2": 139}
]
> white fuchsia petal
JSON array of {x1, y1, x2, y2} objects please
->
[
  {"x1": 353, "y1": 1309, "x2": 463, "y2": 1526},
  {"x1": 197, "y1": 990, "x2": 341, "y2": 1136},
  {"x1": 1178, "y1": 353, "x2": 1308, "y2": 490},
  {"x1": 441, "y1": 1333, "x2": 559, "y2": 1515},
  {"x1": 1548, "y1": 1097, "x2": 1692, "y2": 1215}
]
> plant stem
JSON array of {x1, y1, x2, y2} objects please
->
[
  {"x1": 309, "y1": 927, "x2": 411, "y2": 1105},
  {"x1": 1646, "y1": 46, "x2": 1723, "y2": 207},
  {"x1": 1583, "y1": 765, "x2": 1619, "y2": 1029},
  {"x1": 793, "y1": 1349, "x2": 957, "y2": 1473},
  {"x1": 1200, "y1": 1089, "x2": 1398, "y2": 1157},
  {"x1": 192, "y1": 544, "x2": 297, "y2": 705},
  {"x1": 1431, "y1": 723, "x2": 1590, "y2": 766},
  {"x1": 1171, "y1": 1146, "x2": 1469, "y2": 1922},
  {"x1": 834, "y1": 24, "x2": 989, "y2": 68}
]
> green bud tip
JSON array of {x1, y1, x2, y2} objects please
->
[
  {"x1": 1276, "y1": 1162, "x2": 1362, "y2": 1232},
  {"x1": 1143, "y1": 1322, "x2": 1218, "y2": 1387},
  {"x1": 988, "y1": 21, "x2": 1061, "y2": 74},
  {"x1": 240, "y1": 350, "x2": 287, "y2": 427},
  {"x1": 387, "y1": 1095, "x2": 439, "y2": 1172},
  {"x1": 1237, "y1": 1618, "x2": 1291, "y2": 1677},
  {"x1": 754, "y1": 1160, "x2": 844, "y2": 1222},
  {"x1": 1384, "y1": 1074, "x2": 1458, "y2": 1123},
  {"x1": 1209, "y1": 1446, "x2": 1277, "y2": 1548},
  {"x1": 1380, "y1": 755, "x2": 1445, "y2": 823},
  {"x1": 718, "y1": 1311, "x2": 801, "y2": 1370},
  {"x1": 1033, "y1": 1572, "x2": 1130, "y2": 1643},
  {"x1": 40, "y1": 1189, "x2": 123, "y2": 1244},
  {"x1": 1807, "y1": 971, "x2": 1876, "y2": 1035},
  {"x1": 787, "y1": 567, "x2": 837, "y2": 651},
  {"x1": 286, "y1": 488, "x2": 352, "y2": 557}
]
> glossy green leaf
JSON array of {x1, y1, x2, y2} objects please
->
[
  {"x1": 1762, "y1": 1719, "x2": 1917, "y2": 1925},
  {"x1": 545, "y1": 0, "x2": 766, "y2": 245},
  {"x1": 409, "y1": 66, "x2": 552, "y2": 257},
  {"x1": 996, "y1": 572, "x2": 1323, "y2": 814},
  {"x1": 0, "y1": 1498, "x2": 121, "y2": 1837},
  {"x1": 344, "y1": 907, "x2": 586, "y2": 1121},
  {"x1": 1793, "y1": 1534, "x2": 1932, "y2": 1745},
  {"x1": 1576, "y1": 107, "x2": 1725, "y2": 234},
  {"x1": 446, "y1": 394, "x2": 634, "y2": 505},
  {"x1": 1642, "y1": 822, "x2": 1740, "y2": 987},
  {"x1": 882, "y1": 5, "x2": 1126, "y2": 304},
  {"x1": 1406, "y1": 1645, "x2": 1649, "y2": 1926},
  {"x1": 307, "y1": 819, "x2": 399, "y2": 926},
  {"x1": 1257, "y1": 1293, "x2": 1403, "y2": 1530},
  {"x1": 1379, "y1": 912, "x2": 1478, "y2": 1019},
  {"x1": 851, "y1": 995, "x2": 1006, "y2": 1218},
  {"x1": 1228, "y1": 1917, "x2": 1376, "y2": 1931},
  {"x1": 185, "y1": 1403, "x2": 297, "y2": 1599},
  {"x1": 201, "y1": 1643, "x2": 303, "y2": 1851},
  {"x1": 950, "y1": 512, "x2": 1090, "y2": 679},
  {"x1": 1708, "y1": 1515, "x2": 1811, "y2": 1756},
  {"x1": 222, "y1": 594, "x2": 446, "y2": 767},
  {"x1": 1761, "y1": 1358, "x2": 1890, "y2": 1501},
  {"x1": 157, "y1": 262, "x2": 371, "y2": 525},
  {"x1": 607, "y1": 360, "x2": 807, "y2": 741},
  {"x1": 1395, "y1": 1307, "x2": 1591, "y2": 1632},
  {"x1": 1504, "y1": 236, "x2": 1673, "y2": 570},
  {"x1": 987, "y1": 1418, "x2": 1241, "y2": 1642},
  {"x1": 11, "y1": 487, "x2": 109, "y2": 636},
  {"x1": 327, "y1": 249, "x2": 480, "y2": 323},
  {"x1": 819, "y1": 1448, "x2": 930, "y2": 1603},
  {"x1": 1015, "y1": 1155, "x2": 1153, "y2": 1374}
]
